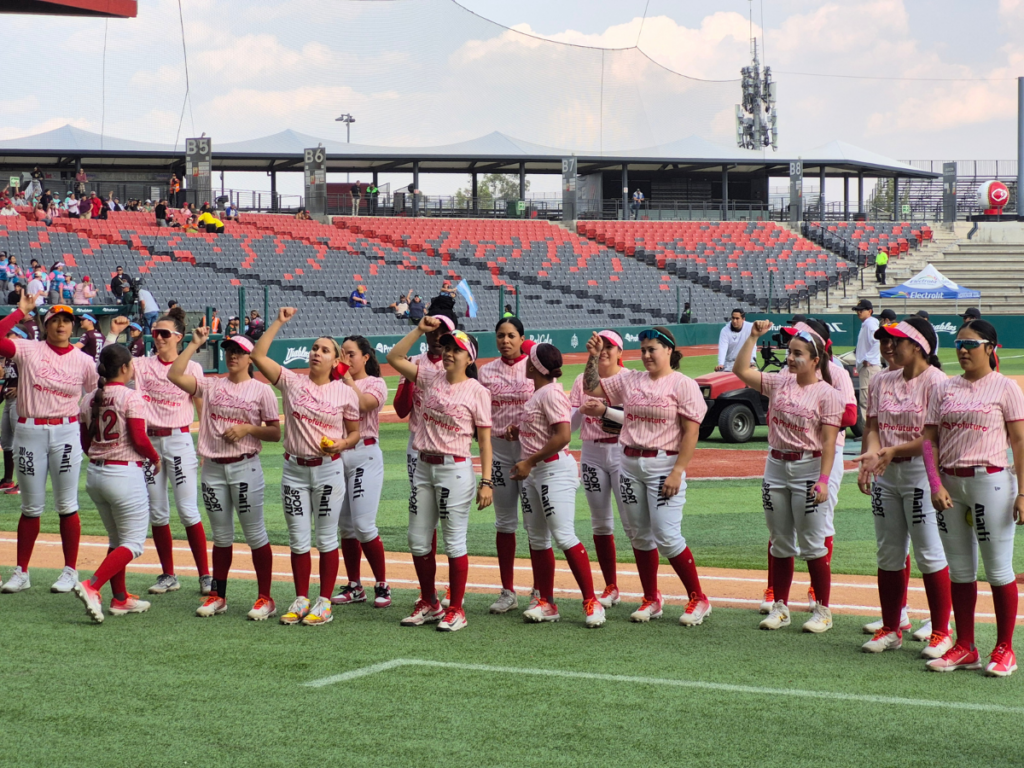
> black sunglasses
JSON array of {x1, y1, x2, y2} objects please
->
[{"x1": 152, "y1": 329, "x2": 179, "y2": 340}]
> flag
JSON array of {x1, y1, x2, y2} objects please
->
[{"x1": 456, "y1": 279, "x2": 478, "y2": 318}]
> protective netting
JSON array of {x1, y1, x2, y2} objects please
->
[{"x1": 3, "y1": 0, "x2": 739, "y2": 151}]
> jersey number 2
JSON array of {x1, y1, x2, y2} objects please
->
[{"x1": 100, "y1": 409, "x2": 120, "y2": 441}]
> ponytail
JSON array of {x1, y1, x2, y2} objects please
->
[
  {"x1": 343, "y1": 335, "x2": 381, "y2": 378},
  {"x1": 817, "y1": 341, "x2": 833, "y2": 386},
  {"x1": 926, "y1": 354, "x2": 942, "y2": 370},
  {"x1": 91, "y1": 344, "x2": 132, "y2": 439}
]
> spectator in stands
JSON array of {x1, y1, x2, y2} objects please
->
[
  {"x1": 168, "y1": 300, "x2": 179, "y2": 311},
  {"x1": 46, "y1": 200, "x2": 60, "y2": 224},
  {"x1": 854, "y1": 299, "x2": 882, "y2": 395},
  {"x1": 367, "y1": 182, "x2": 379, "y2": 215},
  {"x1": 389, "y1": 291, "x2": 411, "y2": 319},
  {"x1": 6, "y1": 284, "x2": 23, "y2": 306},
  {"x1": 177, "y1": 201, "x2": 193, "y2": 226},
  {"x1": 74, "y1": 167, "x2": 88, "y2": 196},
  {"x1": 879, "y1": 308, "x2": 897, "y2": 324},
  {"x1": 184, "y1": 215, "x2": 200, "y2": 234},
  {"x1": 127, "y1": 322, "x2": 146, "y2": 357},
  {"x1": 40, "y1": 189, "x2": 53, "y2": 210},
  {"x1": 440, "y1": 280, "x2": 457, "y2": 300},
  {"x1": 197, "y1": 209, "x2": 225, "y2": 233},
  {"x1": 169, "y1": 173, "x2": 181, "y2": 206},
  {"x1": 26, "y1": 268, "x2": 46, "y2": 307},
  {"x1": 246, "y1": 311, "x2": 265, "y2": 340},
  {"x1": 0, "y1": 201, "x2": 16, "y2": 217},
  {"x1": 24, "y1": 166, "x2": 43, "y2": 203},
  {"x1": 715, "y1": 309, "x2": 755, "y2": 372},
  {"x1": 5, "y1": 257, "x2": 22, "y2": 291},
  {"x1": 679, "y1": 302, "x2": 692, "y2": 324},
  {"x1": 97, "y1": 196, "x2": 112, "y2": 220},
  {"x1": 874, "y1": 248, "x2": 888, "y2": 285},
  {"x1": 155, "y1": 199, "x2": 168, "y2": 227},
  {"x1": 631, "y1": 187, "x2": 644, "y2": 220},
  {"x1": 210, "y1": 309, "x2": 222, "y2": 334},
  {"x1": 60, "y1": 274, "x2": 75, "y2": 304},
  {"x1": 33, "y1": 204, "x2": 48, "y2": 226},
  {"x1": 960, "y1": 307, "x2": 981, "y2": 324},
  {"x1": 348, "y1": 284, "x2": 368, "y2": 309},
  {"x1": 66, "y1": 193, "x2": 80, "y2": 219},
  {"x1": 45, "y1": 264, "x2": 64, "y2": 304},
  {"x1": 408, "y1": 293, "x2": 425, "y2": 323},
  {"x1": 89, "y1": 191, "x2": 102, "y2": 219},
  {"x1": 109, "y1": 266, "x2": 133, "y2": 306},
  {"x1": 137, "y1": 282, "x2": 159, "y2": 332},
  {"x1": 503, "y1": 304, "x2": 515, "y2": 318},
  {"x1": 72, "y1": 275, "x2": 96, "y2": 305},
  {"x1": 351, "y1": 182, "x2": 362, "y2": 216},
  {"x1": 111, "y1": 197, "x2": 124, "y2": 212},
  {"x1": 226, "y1": 316, "x2": 240, "y2": 338},
  {"x1": 74, "y1": 313, "x2": 105, "y2": 362},
  {"x1": 223, "y1": 201, "x2": 237, "y2": 221}
]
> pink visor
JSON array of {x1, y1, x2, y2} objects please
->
[
  {"x1": 597, "y1": 330, "x2": 623, "y2": 350},
  {"x1": 432, "y1": 315, "x2": 455, "y2": 332},
  {"x1": 441, "y1": 330, "x2": 477, "y2": 362},
  {"x1": 876, "y1": 321, "x2": 931, "y2": 355},
  {"x1": 781, "y1": 321, "x2": 825, "y2": 349},
  {"x1": 221, "y1": 335, "x2": 254, "y2": 353},
  {"x1": 529, "y1": 344, "x2": 548, "y2": 375}
]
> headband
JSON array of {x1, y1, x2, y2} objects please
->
[
  {"x1": 442, "y1": 330, "x2": 477, "y2": 362},
  {"x1": 880, "y1": 321, "x2": 931, "y2": 356},
  {"x1": 784, "y1": 322, "x2": 825, "y2": 350},
  {"x1": 529, "y1": 344, "x2": 549, "y2": 376}
]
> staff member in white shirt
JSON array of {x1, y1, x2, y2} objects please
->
[
  {"x1": 715, "y1": 309, "x2": 755, "y2": 372},
  {"x1": 854, "y1": 299, "x2": 882, "y2": 394}
]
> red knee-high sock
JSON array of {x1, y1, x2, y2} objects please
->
[
  {"x1": 184, "y1": 522, "x2": 209, "y2": 577},
  {"x1": 668, "y1": 547, "x2": 704, "y2": 600},
  {"x1": 991, "y1": 582, "x2": 1018, "y2": 648},
  {"x1": 903, "y1": 554, "x2": 912, "y2": 607},
  {"x1": 632, "y1": 547, "x2": 660, "y2": 601},
  {"x1": 448, "y1": 554, "x2": 469, "y2": 611},
  {"x1": 16, "y1": 514, "x2": 40, "y2": 571},
  {"x1": 105, "y1": 546, "x2": 128, "y2": 599},
  {"x1": 250, "y1": 543, "x2": 274, "y2": 599},
  {"x1": 412, "y1": 552, "x2": 437, "y2": 604},
  {"x1": 877, "y1": 568, "x2": 905, "y2": 632},
  {"x1": 825, "y1": 536, "x2": 834, "y2": 565},
  {"x1": 950, "y1": 581, "x2": 977, "y2": 648},
  {"x1": 211, "y1": 545, "x2": 232, "y2": 599},
  {"x1": 564, "y1": 543, "x2": 596, "y2": 601},
  {"x1": 340, "y1": 538, "x2": 362, "y2": 584},
  {"x1": 362, "y1": 536, "x2": 387, "y2": 584},
  {"x1": 806, "y1": 555, "x2": 831, "y2": 607},
  {"x1": 766, "y1": 540, "x2": 775, "y2": 590},
  {"x1": 496, "y1": 532, "x2": 517, "y2": 591},
  {"x1": 593, "y1": 534, "x2": 617, "y2": 588},
  {"x1": 152, "y1": 524, "x2": 175, "y2": 575},
  {"x1": 90, "y1": 546, "x2": 134, "y2": 590},
  {"x1": 922, "y1": 567, "x2": 952, "y2": 636},
  {"x1": 58, "y1": 512, "x2": 80, "y2": 569},
  {"x1": 291, "y1": 552, "x2": 312, "y2": 598},
  {"x1": 772, "y1": 555, "x2": 795, "y2": 605},
  {"x1": 530, "y1": 548, "x2": 556, "y2": 603},
  {"x1": 318, "y1": 549, "x2": 340, "y2": 599}
]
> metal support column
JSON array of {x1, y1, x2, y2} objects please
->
[
  {"x1": 519, "y1": 162, "x2": 526, "y2": 201},
  {"x1": 472, "y1": 173, "x2": 478, "y2": 216},
  {"x1": 892, "y1": 176, "x2": 900, "y2": 221},
  {"x1": 621, "y1": 164, "x2": 629, "y2": 220},
  {"x1": 722, "y1": 166, "x2": 730, "y2": 221},
  {"x1": 819, "y1": 166, "x2": 826, "y2": 218},
  {"x1": 412, "y1": 161, "x2": 420, "y2": 217},
  {"x1": 1018, "y1": 77, "x2": 1023, "y2": 216},
  {"x1": 270, "y1": 170, "x2": 277, "y2": 212},
  {"x1": 843, "y1": 175, "x2": 849, "y2": 220},
  {"x1": 857, "y1": 173, "x2": 864, "y2": 216}
]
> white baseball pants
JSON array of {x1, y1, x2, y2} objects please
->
[
  {"x1": 618, "y1": 451, "x2": 687, "y2": 559},
  {"x1": 870, "y1": 458, "x2": 947, "y2": 573},
  {"x1": 762, "y1": 455, "x2": 829, "y2": 561},
  {"x1": 201, "y1": 455, "x2": 269, "y2": 550},
  {"x1": 86, "y1": 463, "x2": 149, "y2": 558},
  {"x1": 520, "y1": 455, "x2": 581, "y2": 551},
  {"x1": 281, "y1": 455, "x2": 346, "y2": 554},
  {"x1": 340, "y1": 440, "x2": 385, "y2": 543},
  {"x1": 492, "y1": 437, "x2": 523, "y2": 534},
  {"x1": 823, "y1": 438, "x2": 844, "y2": 538},
  {"x1": 938, "y1": 471, "x2": 1017, "y2": 587},
  {"x1": 406, "y1": 435, "x2": 418, "y2": 488},
  {"x1": 15, "y1": 420, "x2": 82, "y2": 517},
  {"x1": 407, "y1": 455, "x2": 475, "y2": 559},
  {"x1": 1, "y1": 398, "x2": 18, "y2": 452},
  {"x1": 580, "y1": 439, "x2": 633, "y2": 539},
  {"x1": 146, "y1": 431, "x2": 201, "y2": 527}
]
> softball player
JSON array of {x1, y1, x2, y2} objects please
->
[
  {"x1": 251, "y1": 307, "x2": 361, "y2": 627},
  {"x1": 513, "y1": 343, "x2": 605, "y2": 628},
  {"x1": 569, "y1": 330, "x2": 629, "y2": 607},
  {"x1": 128, "y1": 307, "x2": 211, "y2": 596},
  {"x1": 478, "y1": 317, "x2": 535, "y2": 613},
  {"x1": 0, "y1": 295, "x2": 98, "y2": 595},
  {"x1": 387, "y1": 318, "x2": 493, "y2": 633},
  {"x1": 733, "y1": 320, "x2": 842, "y2": 633},
  {"x1": 0, "y1": 326, "x2": 27, "y2": 496},
  {"x1": 332, "y1": 335, "x2": 391, "y2": 608},
  {"x1": 167, "y1": 325, "x2": 282, "y2": 621},
  {"x1": 922, "y1": 320, "x2": 1024, "y2": 676},
  {"x1": 582, "y1": 326, "x2": 711, "y2": 626},
  {"x1": 855, "y1": 317, "x2": 952, "y2": 657},
  {"x1": 73, "y1": 344, "x2": 160, "y2": 623}
]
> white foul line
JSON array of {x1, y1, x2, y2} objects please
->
[{"x1": 302, "y1": 658, "x2": 1024, "y2": 714}]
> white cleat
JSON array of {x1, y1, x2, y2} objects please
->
[
  {"x1": 440, "y1": 586, "x2": 451, "y2": 609},
  {"x1": 862, "y1": 629, "x2": 902, "y2": 653},
  {"x1": 489, "y1": 588, "x2": 519, "y2": 614},
  {"x1": 400, "y1": 598, "x2": 445, "y2": 627},
  {"x1": 678, "y1": 594, "x2": 712, "y2": 627},
  {"x1": 248, "y1": 597, "x2": 276, "y2": 621},
  {"x1": 863, "y1": 607, "x2": 911, "y2": 635},
  {"x1": 437, "y1": 607, "x2": 468, "y2": 632},
  {"x1": 912, "y1": 619, "x2": 934, "y2": 642},
  {"x1": 109, "y1": 594, "x2": 151, "y2": 616},
  {"x1": 527, "y1": 588, "x2": 541, "y2": 611},
  {"x1": 802, "y1": 605, "x2": 833, "y2": 634},
  {"x1": 73, "y1": 580, "x2": 104, "y2": 623},
  {"x1": 584, "y1": 598, "x2": 606, "y2": 628},
  {"x1": 196, "y1": 596, "x2": 227, "y2": 617},
  {"x1": 759, "y1": 601, "x2": 791, "y2": 630},
  {"x1": 920, "y1": 632, "x2": 955, "y2": 660},
  {"x1": 597, "y1": 585, "x2": 620, "y2": 609},
  {"x1": 629, "y1": 593, "x2": 664, "y2": 623},
  {"x1": 522, "y1": 598, "x2": 560, "y2": 623},
  {"x1": 1, "y1": 567, "x2": 30, "y2": 594},
  {"x1": 759, "y1": 589, "x2": 775, "y2": 615},
  {"x1": 51, "y1": 566, "x2": 78, "y2": 594},
  {"x1": 148, "y1": 574, "x2": 180, "y2": 595}
]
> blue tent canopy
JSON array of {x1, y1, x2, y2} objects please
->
[{"x1": 879, "y1": 264, "x2": 980, "y2": 300}]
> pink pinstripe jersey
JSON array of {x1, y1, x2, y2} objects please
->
[
  {"x1": 79, "y1": 383, "x2": 148, "y2": 463},
  {"x1": 277, "y1": 367, "x2": 360, "y2": 458},
  {"x1": 602, "y1": 369, "x2": 708, "y2": 452},
  {"x1": 408, "y1": 352, "x2": 444, "y2": 438},
  {"x1": 413, "y1": 364, "x2": 491, "y2": 457},
  {"x1": 569, "y1": 368, "x2": 627, "y2": 442},
  {"x1": 194, "y1": 376, "x2": 279, "y2": 459},
  {"x1": 867, "y1": 365, "x2": 947, "y2": 450},
  {"x1": 12, "y1": 339, "x2": 98, "y2": 419},
  {"x1": 133, "y1": 356, "x2": 203, "y2": 428},
  {"x1": 520, "y1": 381, "x2": 572, "y2": 457},
  {"x1": 478, "y1": 355, "x2": 534, "y2": 436},
  {"x1": 761, "y1": 372, "x2": 844, "y2": 453},
  {"x1": 781, "y1": 359, "x2": 856, "y2": 446},
  {"x1": 351, "y1": 376, "x2": 387, "y2": 440},
  {"x1": 926, "y1": 372, "x2": 1024, "y2": 468}
]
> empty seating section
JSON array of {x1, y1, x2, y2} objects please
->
[{"x1": 803, "y1": 221, "x2": 932, "y2": 264}]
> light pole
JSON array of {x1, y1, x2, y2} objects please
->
[{"x1": 335, "y1": 113, "x2": 355, "y2": 183}]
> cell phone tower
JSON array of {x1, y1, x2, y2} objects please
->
[{"x1": 736, "y1": 35, "x2": 777, "y2": 151}]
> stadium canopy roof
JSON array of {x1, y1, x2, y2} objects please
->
[
  {"x1": 3, "y1": 0, "x2": 137, "y2": 17},
  {"x1": 0, "y1": 124, "x2": 937, "y2": 179}
]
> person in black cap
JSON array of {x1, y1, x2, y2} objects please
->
[
  {"x1": 960, "y1": 307, "x2": 981, "y2": 324},
  {"x1": 879, "y1": 309, "x2": 897, "y2": 324},
  {"x1": 854, "y1": 299, "x2": 881, "y2": 395},
  {"x1": 786, "y1": 314, "x2": 807, "y2": 325}
]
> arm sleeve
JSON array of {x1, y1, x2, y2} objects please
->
[
  {"x1": 127, "y1": 418, "x2": 160, "y2": 465},
  {"x1": 602, "y1": 406, "x2": 624, "y2": 425},
  {"x1": 393, "y1": 378, "x2": 415, "y2": 419},
  {"x1": 0, "y1": 309, "x2": 25, "y2": 358},
  {"x1": 570, "y1": 408, "x2": 584, "y2": 432}
]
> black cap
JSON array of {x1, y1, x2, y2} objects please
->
[
  {"x1": 786, "y1": 314, "x2": 807, "y2": 325},
  {"x1": 879, "y1": 308, "x2": 897, "y2": 322},
  {"x1": 914, "y1": 310, "x2": 929, "y2": 319},
  {"x1": 960, "y1": 307, "x2": 981, "y2": 319},
  {"x1": 853, "y1": 299, "x2": 874, "y2": 311}
]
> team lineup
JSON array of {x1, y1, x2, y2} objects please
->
[{"x1": 0, "y1": 287, "x2": 1022, "y2": 676}]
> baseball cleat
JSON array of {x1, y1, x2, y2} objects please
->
[
  {"x1": 523, "y1": 598, "x2": 560, "y2": 623},
  {"x1": 597, "y1": 584, "x2": 620, "y2": 609},
  {"x1": 807, "y1": 587, "x2": 816, "y2": 613},
  {"x1": 630, "y1": 593, "x2": 664, "y2": 623},
  {"x1": 199, "y1": 574, "x2": 213, "y2": 596},
  {"x1": 489, "y1": 588, "x2": 519, "y2": 614},
  {"x1": 679, "y1": 593, "x2": 711, "y2": 627},
  {"x1": 51, "y1": 567, "x2": 78, "y2": 594},
  {"x1": 926, "y1": 643, "x2": 983, "y2": 672},
  {"x1": 527, "y1": 588, "x2": 541, "y2": 611},
  {"x1": 280, "y1": 596, "x2": 311, "y2": 625},
  {"x1": 759, "y1": 601, "x2": 791, "y2": 630},
  {"x1": 862, "y1": 628, "x2": 902, "y2": 653},
  {"x1": 148, "y1": 574, "x2": 180, "y2": 595},
  {"x1": 401, "y1": 598, "x2": 445, "y2": 627},
  {"x1": 802, "y1": 605, "x2": 833, "y2": 634},
  {"x1": 301, "y1": 596, "x2": 333, "y2": 626},
  {"x1": 1, "y1": 567, "x2": 30, "y2": 593},
  {"x1": 985, "y1": 643, "x2": 1017, "y2": 677},
  {"x1": 437, "y1": 607, "x2": 467, "y2": 632},
  {"x1": 759, "y1": 588, "x2": 775, "y2": 615},
  {"x1": 330, "y1": 582, "x2": 366, "y2": 605},
  {"x1": 196, "y1": 596, "x2": 228, "y2": 617},
  {"x1": 440, "y1": 586, "x2": 450, "y2": 609},
  {"x1": 920, "y1": 632, "x2": 954, "y2": 660},
  {"x1": 912, "y1": 619, "x2": 934, "y2": 642},
  {"x1": 0, "y1": 480, "x2": 15, "y2": 491},
  {"x1": 3, "y1": 484, "x2": 19, "y2": 495},
  {"x1": 584, "y1": 597, "x2": 606, "y2": 628},
  {"x1": 73, "y1": 580, "x2": 104, "y2": 623},
  {"x1": 248, "y1": 597, "x2": 277, "y2": 621},
  {"x1": 109, "y1": 594, "x2": 151, "y2": 616},
  {"x1": 373, "y1": 582, "x2": 391, "y2": 608},
  {"x1": 863, "y1": 608, "x2": 911, "y2": 635}
]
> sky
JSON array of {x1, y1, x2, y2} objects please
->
[{"x1": 1, "y1": 0, "x2": 1020, "y2": 199}]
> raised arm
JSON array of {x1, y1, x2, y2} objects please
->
[
  {"x1": 168, "y1": 321, "x2": 207, "y2": 396},
  {"x1": 733, "y1": 319, "x2": 771, "y2": 389},
  {"x1": 386, "y1": 316, "x2": 441, "y2": 382},
  {"x1": 251, "y1": 307, "x2": 293, "y2": 387},
  {"x1": 582, "y1": 332, "x2": 606, "y2": 397}
]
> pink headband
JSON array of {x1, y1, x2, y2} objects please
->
[
  {"x1": 890, "y1": 321, "x2": 931, "y2": 355},
  {"x1": 432, "y1": 315, "x2": 455, "y2": 332},
  {"x1": 529, "y1": 344, "x2": 549, "y2": 375},
  {"x1": 597, "y1": 330, "x2": 623, "y2": 349}
]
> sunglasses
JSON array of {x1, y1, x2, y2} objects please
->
[
  {"x1": 954, "y1": 339, "x2": 988, "y2": 351},
  {"x1": 152, "y1": 329, "x2": 182, "y2": 340},
  {"x1": 639, "y1": 329, "x2": 674, "y2": 346}
]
